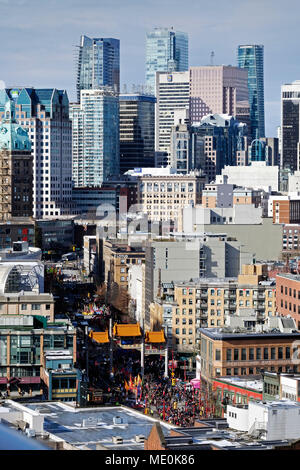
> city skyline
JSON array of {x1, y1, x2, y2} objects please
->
[{"x1": 0, "y1": 0, "x2": 299, "y2": 137}]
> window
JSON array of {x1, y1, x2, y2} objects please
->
[
  {"x1": 264, "y1": 348, "x2": 269, "y2": 360},
  {"x1": 241, "y1": 349, "x2": 247, "y2": 361},
  {"x1": 32, "y1": 304, "x2": 41, "y2": 310},
  {"x1": 249, "y1": 348, "x2": 254, "y2": 360},
  {"x1": 226, "y1": 349, "x2": 232, "y2": 361},
  {"x1": 256, "y1": 348, "x2": 261, "y2": 360},
  {"x1": 215, "y1": 349, "x2": 221, "y2": 361},
  {"x1": 234, "y1": 349, "x2": 239, "y2": 361},
  {"x1": 278, "y1": 347, "x2": 283, "y2": 359}
]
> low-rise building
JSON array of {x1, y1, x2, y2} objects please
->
[
  {"x1": 276, "y1": 273, "x2": 300, "y2": 328},
  {"x1": 200, "y1": 317, "x2": 300, "y2": 383},
  {"x1": 0, "y1": 315, "x2": 76, "y2": 397}
]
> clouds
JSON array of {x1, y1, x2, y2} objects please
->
[{"x1": 0, "y1": 0, "x2": 297, "y2": 135}]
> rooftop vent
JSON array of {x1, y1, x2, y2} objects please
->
[
  {"x1": 113, "y1": 416, "x2": 123, "y2": 425},
  {"x1": 112, "y1": 436, "x2": 123, "y2": 444},
  {"x1": 135, "y1": 435, "x2": 145, "y2": 443}
]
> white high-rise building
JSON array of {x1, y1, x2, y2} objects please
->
[
  {"x1": 70, "y1": 88, "x2": 120, "y2": 188},
  {"x1": 155, "y1": 71, "x2": 190, "y2": 162}
]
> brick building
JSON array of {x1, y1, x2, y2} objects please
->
[
  {"x1": 276, "y1": 273, "x2": 300, "y2": 327},
  {"x1": 200, "y1": 322, "x2": 300, "y2": 383}
]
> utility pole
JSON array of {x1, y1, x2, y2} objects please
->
[
  {"x1": 141, "y1": 318, "x2": 145, "y2": 377},
  {"x1": 109, "y1": 318, "x2": 113, "y2": 378},
  {"x1": 85, "y1": 325, "x2": 89, "y2": 383}
]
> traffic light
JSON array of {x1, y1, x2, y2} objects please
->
[
  {"x1": 172, "y1": 378, "x2": 176, "y2": 386},
  {"x1": 173, "y1": 401, "x2": 177, "y2": 410}
]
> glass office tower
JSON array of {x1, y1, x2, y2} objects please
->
[
  {"x1": 70, "y1": 89, "x2": 119, "y2": 187},
  {"x1": 76, "y1": 36, "x2": 120, "y2": 101},
  {"x1": 119, "y1": 94, "x2": 156, "y2": 173},
  {"x1": 237, "y1": 44, "x2": 265, "y2": 140},
  {"x1": 146, "y1": 27, "x2": 188, "y2": 93}
]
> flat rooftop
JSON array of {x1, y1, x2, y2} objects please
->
[
  {"x1": 22, "y1": 402, "x2": 174, "y2": 450},
  {"x1": 215, "y1": 376, "x2": 263, "y2": 392}
]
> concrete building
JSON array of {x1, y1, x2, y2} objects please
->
[
  {"x1": 83, "y1": 235, "x2": 97, "y2": 276},
  {"x1": 281, "y1": 81, "x2": 300, "y2": 172},
  {"x1": 227, "y1": 400, "x2": 300, "y2": 441},
  {"x1": 189, "y1": 65, "x2": 249, "y2": 125},
  {"x1": 150, "y1": 263, "x2": 276, "y2": 351},
  {"x1": 144, "y1": 236, "x2": 253, "y2": 328},
  {"x1": 0, "y1": 88, "x2": 73, "y2": 219},
  {"x1": 0, "y1": 218, "x2": 35, "y2": 250},
  {"x1": 128, "y1": 264, "x2": 144, "y2": 323},
  {"x1": 220, "y1": 161, "x2": 279, "y2": 192},
  {"x1": 119, "y1": 94, "x2": 155, "y2": 173},
  {"x1": 155, "y1": 71, "x2": 190, "y2": 160}
]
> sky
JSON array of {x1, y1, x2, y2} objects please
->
[{"x1": 0, "y1": 0, "x2": 299, "y2": 137}]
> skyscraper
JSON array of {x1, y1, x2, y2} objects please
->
[
  {"x1": 189, "y1": 66, "x2": 249, "y2": 125},
  {"x1": 237, "y1": 44, "x2": 265, "y2": 140},
  {"x1": 146, "y1": 27, "x2": 188, "y2": 93},
  {"x1": 119, "y1": 93, "x2": 156, "y2": 173},
  {"x1": 155, "y1": 71, "x2": 190, "y2": 161},
  {"x1": 0, "y1": 88, "x2": 73, "y2": 219},
  {"x1": 70, "y1": 88, "x2": 120, "y2": 187},
  {"x1": 76, "y1": 35, "x2": 120, "y2": 101},
  {"x1": 281, "y1": 81, "x2": 300, "y2": 172}
]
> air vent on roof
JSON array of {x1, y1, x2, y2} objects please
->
[
  {"x1": 135, "y1": 435, "x2": 145, "y2": 443},
  {"x1": 113, "y1": 416, "x2": 123, "y2": 425},
  {"x1": 112, "y1": 436, "x2": 123, "y2": 444}
]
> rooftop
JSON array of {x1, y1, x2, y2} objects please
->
[{"x1": 20, "y1": 403, "x2": 173, "y2": 450}]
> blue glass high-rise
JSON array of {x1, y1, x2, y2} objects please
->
[
  {"x1": 146, "y1": 27, "x2": 188, "y2": 93},
  {"x1": 237, "y1": 45, "x2": 265, "y2": 141},
  {"x1": 77, "y1": 35, "x2": 120, "y2": 102}
]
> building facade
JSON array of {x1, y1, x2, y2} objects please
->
[
  {"x1": 146, "y1": 27, "x2": 188, "y2": 93},
  {"x1": 119, "y1": 94, "x2": 155, "y2": 173},
  {"x1": 76, "y1": 35, "x2": 120, "y2": 101},
  {"x1": 155, "y1": 71, "x2": 190, "y2": 160},
  {"x1": 70, "y1": 88, "x2": 120, "y2": 187},
  {"x1": 189, "y1": 65, "x2": 249, "y2": 125},
  {"x1": 137, "y1": 171, "x2": 206, "y2": 224},
  {"x1": 200, "y1": 327, "x2": 300, "y2": 383},
  {"x1": 0, "y1": 103, "x2": 33, "y2": 220},
  {"x1": 0, "y1": 88, "x2": 73, "y2": 219},
  {"x1": 281, "y1": 81, "x2": 300, "y2": 172},
  {"x1": 237, "y1": 45, "x2": 265, "y2": 140}
]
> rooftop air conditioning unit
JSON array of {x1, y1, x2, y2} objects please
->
[
  {"x1": 112, "y1": 436, "x2": 123, "y2": 444},
  {"x1": 135, "y1": 435, "x2": 145, "y2": 443}
]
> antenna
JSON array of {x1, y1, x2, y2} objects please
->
[{"x1": 210, "y1": 51, "x2": 215, "y2": 66}]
